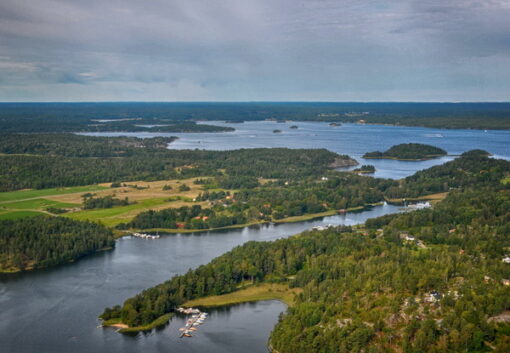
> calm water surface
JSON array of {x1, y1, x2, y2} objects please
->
[
  {"x1": 1, "y1": 204, "x2": 399, "y2": 353},
  {"x1": 83, "y1": 121, "x2": 510, "y2": 179}
]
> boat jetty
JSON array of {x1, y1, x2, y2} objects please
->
[
  {"x1": 177, "y1": 307, "x2": 208, "y2": 338},
  {"x1": 312, "y1": 224, "x2": 335, "y2": 231},
  {"x1": 131, "y1": 232, "x2": 160, "y2": 240}
]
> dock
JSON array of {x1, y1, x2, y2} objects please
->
[
  {"x1": 177, "y1": 307, "x2": 208, "y2": 338},
  {"x1": 132, "y1": 232, "x2": 160, "y2": 239}
]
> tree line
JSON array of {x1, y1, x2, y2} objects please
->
[
  {"x1": 0, "y1": 133, "x2": 344, "y2": 191},
  {"x1": 2, "y1": 102, "x2": 510, "y2": 131},
  {"x1": 0, "y1": 216, "x2": 114, "y2": 272}
]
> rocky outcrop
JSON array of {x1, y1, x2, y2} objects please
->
[{"x1": 329, "y1": 156, "x2": 359, "y2": 168}]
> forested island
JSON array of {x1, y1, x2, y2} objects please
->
[
  {"x1": 353, "y1": 165, "x2": 376, "y2": 174},
  {"x1": 363, "y1": 143, "x2": 447, "y2": 160},
  {"x1": 100, "y1": 152, "x2": 510, "y2": 352}
]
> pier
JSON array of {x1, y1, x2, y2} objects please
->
[
  {"x1": 132, "y1": 232, "x2": 160, "y2": 239},
  {"x1": 177, "y1": 307, "x2": 208, "y2": 338}
]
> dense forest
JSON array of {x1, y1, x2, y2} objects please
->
[
  {"x1": 119, "y1": 173, "x2": 395, "y2": 230},
  {"x1": 0, "y1": 133, "x2": 177, "y2": 157},
  {"x1": 0, "y1": 216, "x2": 114, "y2": 272},
  {"x1": 0, "y1": 134, "x2": 348, "y2": 191},
  {"x1": 363, "y1": 143, "x2": 447, "y2": 160},
  {"x1": 385, "y1": 149, "x2": 509, "y2": 198},
  {"x1": 1, "y1": 102, "x2": 510, "y2": 131},
  {"x1": 116, "y1": 151, "x2": 508, "y2": 231},
  {"x1": 101, "y1": 154, "x2": 510, "y2": 352}
]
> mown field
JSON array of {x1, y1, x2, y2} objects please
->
[
  {"x1": 183, "y1": 283, "x2": 302, "y2": 308},
  {"x1": 0, "y1": 178, "x2": 211, "y2": 225}
]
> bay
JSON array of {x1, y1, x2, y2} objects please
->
[
  {"x1": 1, "y1": 204, "x2": 399, "y2": 353},
  {"x1": 84, "y1": 121, "x2": 510, "y2": 179}
]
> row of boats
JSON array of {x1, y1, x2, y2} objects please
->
[
  {"x1": 311, "y1": 224, "x2": 335, "y2": 231},
  {"x1": 131, "y1": 232, "x2": 160, "y2": 239},
  {"x1": 177, "y1": 307, "x2": 208, "y2": 338}
]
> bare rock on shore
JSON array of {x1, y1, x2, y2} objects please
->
[{"x1": 329, "y1": 156, "x2": 359, "y2": 168}]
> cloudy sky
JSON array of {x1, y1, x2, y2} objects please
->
[{"x1": 1, "y1": 0, "x2": 509, "y2": 101}]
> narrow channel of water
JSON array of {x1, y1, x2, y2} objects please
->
[{"x1": 0, "y1": 203, "x2": 400, "y2": 353}]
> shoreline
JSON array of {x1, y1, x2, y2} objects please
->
[
  {"x1": 1, "y1": 203, "x2": 381, "y2": 274},
  {"x1": 0, "y1": 245, "x2": 115, "y2": 274},
  {"x1": 363, "y1": 155, "x2": 447, "y2": 161},
  {"x1": 102, "y1": 313, "x2": 173, "y2": 333},
  {"x1": 126, "y1": 204, "x2": 381, "y2": 235},
  {"x1": 106, "y1": 283, "x2": 299, "y2": 334}
]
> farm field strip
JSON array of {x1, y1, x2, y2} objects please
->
[{"x1": 0, "y1": 178, "x2": 210, "y2": 223}]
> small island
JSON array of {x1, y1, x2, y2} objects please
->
[
  {"x1": 353, "y1": 165, "x2": 375, "y2": 174},
  {"x1": 363, "y1": 143, "x2": 447, "y2": 160}
]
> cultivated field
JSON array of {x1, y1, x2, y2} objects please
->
[{"x1": 0, "y1": 178, "x2": 212, "y2": 225}]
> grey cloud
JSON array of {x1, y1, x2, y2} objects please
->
[{"x1": 0, "y1": 0, "x2": 509, "y2": 101}]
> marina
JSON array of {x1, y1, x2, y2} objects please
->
[
  {"x1": 131, "y1": 232, "x2": 160, "y2": 239},
  {"x1": 177, "y1": 307, "x2": 208, "y2": 338}
]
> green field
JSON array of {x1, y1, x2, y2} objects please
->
[
  {"x1": 0, "y1": 181, "x2": 203, "y2": 225},
  {"x1": 5, "y1": 198, "x2": 79, "y2": 210},
  {"x1": 0, "y1": 185, "x2": 107, "y2": 203},
  {"x1": 0, "y1": 185, "x2": 105, "y2": 221},
  {"x1": 0, "y1": 210, "x2": 44, "y2": 220},
  {"x1": 65, "y1": 197, "x2": 178, "y2": 226},
  {"x1": 183, "y1": 283, "x2": 301, "y2": 307}
]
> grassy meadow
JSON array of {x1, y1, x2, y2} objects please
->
[
  {"x1": 183, "y1": 283, "x2": 302, "y2": 308},
  {"x1": 0, "y1": 178, "x2": 208, "y2": 225}
]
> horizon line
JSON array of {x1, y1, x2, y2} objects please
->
[{"x1": 0, "y1": 101, "x2": 510, "y2": 104}]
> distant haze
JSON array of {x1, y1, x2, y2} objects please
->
[{"x1": 1, "y1": 0, "x2": 509, "y2": 102}]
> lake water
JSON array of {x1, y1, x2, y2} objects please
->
[
  {"x1": 0, "y1": 204, "x2": 400, "y2": 353},
  {"x1": 84, "y1": 121, "x2": 510, "y2": 179}
]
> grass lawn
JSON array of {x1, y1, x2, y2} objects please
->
[
  {"x1": 183, "y1": 283, "x2": 302, "y2": 308},
  {"x1": 386, "y1": 192, "x2": 448, "y2": 205},
  {"x1": 0, "y1": 210, "x2": 45, "y2": 220},
  {"x1": 0, "y1": 178, "x2": 210, "y2": 223},
  {"x1": 65, "y1": 197, "x2": 181, "y2": 226},
  {"x1": 273, "y1": 210, "x2": 337, "y2": 224},
  {"x1": 0, "y1": 185, "x2": 107, "y2": 203},
  {"x1": 4, "y1": 198, "x2": 79, "y2": 210}
]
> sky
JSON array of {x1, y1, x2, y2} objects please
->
[{"x1": 0, "y1": 0, "x2": 510, "y2": 102}]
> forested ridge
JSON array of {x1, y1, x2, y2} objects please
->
[
  {"x1": 121, "y1": 173, "x2": 394, "y2": 230},
  {"x1": 385, "y1": 149, "x2": 509, "y2": 198},
  {"x1": 0, "y1": 216, "x2": 114, "y2": 272},
  {"x1": 101, "y1": 154, "x2": 510, "y2": 352},
  {"x1": 0, "y1": 134, "x2": 346, "y2": 191},
  {"x1": 363, "y1": 143, "x2": 447, "y2": 160},
  {"x1": 2, "y1": 102, "x2": 510, "y2": 131},
  {"x1": 0, "y1": 133, "x2": 177, "y2": 157},
  {"x1": 118, "y1": 151, "x2": 509, "y2": 231}
]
